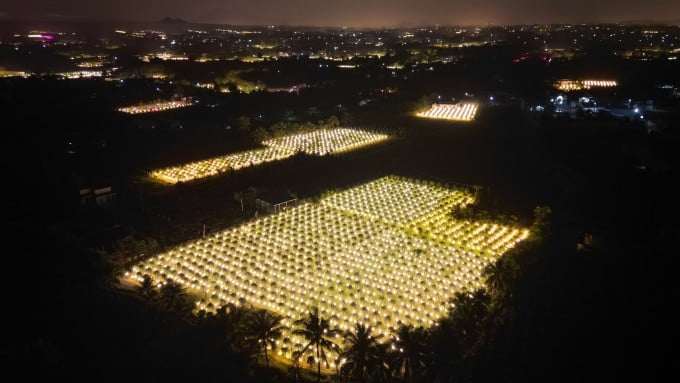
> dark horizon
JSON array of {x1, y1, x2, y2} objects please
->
[
  {"x1": 2, "y1": 0, "x2": 680, "y2": 28},
  {"x1": 1, "y1": 17, "x2": 679, "y2": 30}
]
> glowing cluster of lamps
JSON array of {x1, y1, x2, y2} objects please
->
[
  {"x1": 555, "y1": 79, "x2": 617, "y2": 91},
  {"x1": 126, "y1": 176, "x2": 529, "y2": 365},
  {"x1": 56, "y1": 70, "x2": 103, "y2": 79},
  {"x1": 416, "y1": 103, "x2": 478, "y2": 122},
  {"x1": 150, "y1": 128, "x2": 391, "y2": 184},
  {"x1": 582, "y1": 80, "x2": 617, "y2": 88},
  {"x1": 262, "y1": 128, "x2": 390, "y2": 156},
  {"x1": 150, "y1": 147, "x2": 297, "y2": 184},
  {"x1": 118, "y1": 99, "x2": 193, "y2": 114}
]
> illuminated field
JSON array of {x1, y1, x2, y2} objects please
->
[
  {"x1": 127, "y1": 176, "x2": 529, "y2": 365},
  {"x1": 416, "y1": 103, "x2": 478, "y2": 121},
  {"x1": 150, "y1": 146, "x2": 298, "y2": 184},
  {"x1": 118, "y1": 99, "x2": 193, "y2": 114},
  {"x1": 262, "y1": 127, "x2": 390, "y2": 156},
  {"x1": 150, "y1": 128, "x2": 390, "y2": 184},
  {"x1": 555, "y1": 79, "x2": 617, "y2": 91},
  {"x1": 582, "y1": 80, "x2": 617, "y2": 88}
]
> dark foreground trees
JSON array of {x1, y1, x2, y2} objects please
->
[
  {"x1": 340, "y1": 324, "x2": 387, "y2": 383},
  {"x1": 293, "y1": 307, "x2": 341, "y2": 383},
  {"x1": 389, "y1": 326, "x2": 429, "y2": 383},
  {"x1": 244, "y1": 309, "x2": 286, "y2": 367}
]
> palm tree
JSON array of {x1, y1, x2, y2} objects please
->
[
  {"x1": 216, "y1": 303, "x2": 253, "y2": 354},
  {"x1": 532, "y1": 206, "x2": 551, "y2": 237},
  {"x1": 426, "y1": 291, "x2": 491, "y2": 380},
  {"x1": 244, "y1": 309, "x2": 286, "y2": 367},
  {"x1": 159, "y1": 280, "x2": 188, "y2": 313},
  {"x1": 136, "y1": 274, "x2": 157, "y2": 301},
  {"x1": 340, "y1": 323, "x2": 387, "y2": 383},
  {"x1": 449, "y1": 290, "x2": 491, "y2": 358},
  {"x1": 107, "y1": 262, "x2": 126, "y2": 288},
  {"x1": 293, "y1": 307, "x2": 341, "y2": 383},
  {"x1": 484, "y1": 257, "x2": 519, "y2": 305},
  {"x1": 390, "y1": 326, "x2": 429, "y2": 383}
]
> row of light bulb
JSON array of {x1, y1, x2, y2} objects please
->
[
  {"x1": 151, "y1": 127, "x2": 390, "y2": 184},
  {"x1": 127, "y1": 176, "x2": 530, "y2": 364},
  {"x1": 118, "y1": 99, "x2": 192, "y2": 114},
  {"x1": 416, "y1": 103, "x2": 478, "y2": 121}
]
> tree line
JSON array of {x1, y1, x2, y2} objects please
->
[{"x1": 236, "y1": 115, "x2": 341, "y2": 142}]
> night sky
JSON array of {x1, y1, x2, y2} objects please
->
[{"x1": 1, "y1": 0, "x2": 679, "y2": 26}]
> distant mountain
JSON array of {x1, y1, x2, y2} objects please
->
[{"x1": 160, "y1": 17, "x2": 188, "y2": 24}]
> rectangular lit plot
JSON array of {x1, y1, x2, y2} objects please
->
[
  {"x1": 320, "y1": 176, "x2": 474, "y2": 226},
  {"x1": 150, "y1": 127, "x2": 390, "y2": 184},
  {"x1": 555, "y1": 79, "x2": 617, "y2": 91},
  {"x1": 150, "y1": 146, "x2": 297, "y2": 184},
  {"x1": 118, "y1": 100, "x2": 193, "y2": 114},
  {"x1": 262, "y1": 127, "x2": 390, "y2": 156},
  {"x1": 581, "y1": 80, "x2": 617, "y2": 88},
  {"x1": 408, "y1": 210, "x2": 529, "y2": 257},
  {"x1": 128, "y1": 176, "x2": 529, "y2": 364},
  {"x1": 128, "y1": 203, "x2": 494, "y2": 336},
  {"x1": 416, "y1": 103, "x2": 478, "y2": 122}
]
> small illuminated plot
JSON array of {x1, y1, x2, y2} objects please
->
[
  {"x1": 320, "y1": 177, "x2": 474, "y2": 226},
  {"x1": 416, "y1": 103, "x2": 478, "y2": 122},
  {"x1": 150, "y1": 146, "x2": 298, "y2": 184},
  {"x1": 118, "y1": 99, "x2": 193, "y2": 114},
  {"x1": 263, "y1": 128, "x2": 390, "y2": 156},
  {"x1": 555, "y1": 79, "x2": 617, "y2": 91},
  {"x1": 150, "y1": 128, "x2": 391, "y2": 184},
  {"x1": 581, "y1": 80, "x2": 617, "y2": 89},
  {"x1": 127, "y1": 176, "x2": 529, "y2": 366}
]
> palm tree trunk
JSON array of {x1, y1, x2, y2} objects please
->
[
  {"x1": 405, "y1": 359, "x2": 411, "y2": 383},
  {"x1": 264, "y1": 342, "x2": 269, "y2": 367},
  {"x1": 317, "y1": 342, "x2": 321, "y2": 383}
]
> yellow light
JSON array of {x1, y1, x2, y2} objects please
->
[
  {"x1": 118, "y1": 99, "x2": 193, "y2": 114},
  {"x1": 150, "y1": 128, "x2": 390, "y2": 184},
  {"x1": 416, "y1": 103, "x2": 478, "y2": 122},
  {"x1": 126, "y1": 176, "x2": 530, "y2": 365}
]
